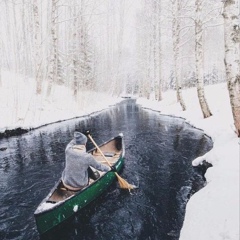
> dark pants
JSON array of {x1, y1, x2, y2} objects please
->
[{"x1": 88, "y1": 167, "x2": 100, "y2": 180}]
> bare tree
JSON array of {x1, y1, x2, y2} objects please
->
[
  {"x1": 33, "y1": 0, "x2": 43, "y2": 94},
  {"x1": 116, "y1": 0, "x2": 125, "y2": 96},
  {"x1": 195, "y1": 0, "x2": 212, "y2": 118},
  {"x1": 72, "y1": 0, "x2": 78, "y2": 99},
  {"x1": 143, "y1": 0, "x2": 152, "y2": 99},
  {"x1": 223, "y1": 0, "x2": 240, "y2": 136},
  {"x1": 21, "y1": 0, "x2": 28, "y2": 76},
  {"x1": 46, "y1": 0, "x2": 57, "y2": 96},
  {"x1": 153, "y1": 0, "x2": 158, "y2": 100},
  {"x1": 157, "y1": 0, "x2": 163, "y2": 101},
  {"x1": 0, "y1": 40, "x2": 2, "y2": 87},
  {"x1": 78, "y1": 0, "x2": 95, "y2": 92},
  {"x1": 12, "y1": 0, "x2": 20, "y2": 72},
  {"x1": 1, "y1": 0, "x2": 231, "y2": 109},
  {"x1": 136, "y1": 11, "x2": 148, "y2": 98},
  {"x1": 172, "y1": 0, "x2": 186, "y2": 111},
  {"x1": 47, "y1": 0, "x2": 63, "y2": 96}
]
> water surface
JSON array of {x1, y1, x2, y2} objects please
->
[{"x1": 0, "y1": 100, "x2": 212, "y2": 240}]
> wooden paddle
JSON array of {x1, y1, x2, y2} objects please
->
[{"x1": 87, "y1": 132, "x2": 136, "y2": 190}]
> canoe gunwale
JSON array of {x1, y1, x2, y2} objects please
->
[{"x1": 34, "y1": 168, "x2": 117, "y2": 216}]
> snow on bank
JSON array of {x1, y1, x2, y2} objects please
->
[
  {"x1": 137, "y1": 83, "x2": 239, "y2": 240},
  {"x1": 0, "y1": 70, "x2": 122, "y2": 133}
]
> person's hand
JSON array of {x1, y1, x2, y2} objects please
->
[
  {"x1": 84, "y1": 130, "x2": 90, "y2": 136},
  {"x1": 111, "y1": 166, "x2": 117, "y2": 172}
]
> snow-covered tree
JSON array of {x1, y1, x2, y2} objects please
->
[
  {"x1": 33, "y1": 0, "x2": 43, "y2": 94},
  {"x1": 47, "y1": 0, "x2": 63, "y2": 96},
  {"x1": 0, "y1": 0, "x2": 234, "y2": 114},
  {"x1": 157, "y1": 0, "x2": 163, "y2": 101},
  {"x1": 78, "y1": 0, "x2": 95, "y2": 92},
  {"x1": 195, "y1": 0, "x2": 212, "y2": 118},
  {"x1": 68, "y1": 0, "x2": 96, "y2": 98},
  {"x1": 0, "y1": 56, "x2": 1, "y2": 88},
  {"x1": 223, "y1": 0, "x2": 240, "y2": 136},
  {"x1": 46, "y1": 0, "x2": 58, "y2": 96},
  {"x1": 172, "y1": 0, "x2": 186, "y2": 111},
  {"x1": 72, "y1": 0, "x2": 78, "y2": 99},
  {"x1": 135, "y1": 0, "x2": 164, "y2": 100},
  {"x1": 113, "y1": 0, "x2": 125, "y2": 96}
]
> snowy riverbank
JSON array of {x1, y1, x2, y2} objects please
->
[
  {"x1": 0, "y1": 70, "x2": 122, "y2": 134},
  {"x1": 137, "y1": 83, "x2": 239, "y2": 240}
]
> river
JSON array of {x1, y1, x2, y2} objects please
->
[{"x1": 0, "y1": 100, "x2": 213, "y2": 240}]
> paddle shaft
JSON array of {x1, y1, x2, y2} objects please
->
[
  {"x1": 87, "y1": 133, "x2": 136, "y2": 190},
  {"x1": 87, "y1": 134, "x2": 112, "y2": 167}
]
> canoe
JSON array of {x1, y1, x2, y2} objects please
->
[{"x1": 34, "y1": 133, "x2": 125, "y2": 235}]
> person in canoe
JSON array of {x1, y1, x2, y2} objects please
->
[{"x1": 61, "y1": 131, "x2": 112, "y2": 191}]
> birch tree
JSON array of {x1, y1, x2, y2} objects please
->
[
  {"x1": 12, "y1": 0, "x2": 20, "y2": 72},
  {"x1": 106, "y1": 0, "x2": 113, "y2": 94},
  {"x1": 153, "y1": 0, "x2": 158, "y2": 100},
  {"x1": 46, "y1": 0, "x2": 57, "y2": 96},
  {"x1": 78, "y1": 0, "x2": 95, "y2": 92},
  {"x1": 19, "y1": 0, "x2": 35, "y2": 77},
  {"x1": 172, "y1": 0, "x2": 186, "y2": 111},
  {"x1": 157, "y1": 0, "x2": 163, "y2": 101},
  {"x1": 143, "y1": 1, "x2": 152, "y2": 99},
  {"x1": 136, "y1": 11, "x2": 148, "y2": 98},
  {"x1": 148, "y1": 3, "x2": 154, "y2": 99},
  {"x1": 0, "y1": 10, "x2": 2, "y2": 87},
  {"x1": 21, "y1": 0, "x2": 28, "y2": 76},
  {"x1": 33, "y1": 0, "x2": 43, "y2": 94},
  {"x1": 195, "y1": 0, "x2": 212, "y2": 118},
  {"x1": 114, "y1": 0, "x2": 124, "y2": 96},
  {"x1": 0, "y1": 41, "x2": 2, "y2": 87},
  {"x1": 72, "y1": 0, "x2": 78, "y2": 99},
  {"x1": 223, "y1": 0, "x2": 240, "y2": 136},
  {"x1": 47, "y1": 0, "x2": 63, "y2": 96}
]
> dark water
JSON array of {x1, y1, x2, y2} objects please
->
[{"x1": 0, "y1": 100, "x2": 212, "y2": 240}]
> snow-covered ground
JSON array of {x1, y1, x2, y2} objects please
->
[
  {"x1": 137, "y1": 84, "x2": 239, "y2": 240},
  {"x1": 0, "y1": 70, "x2": 121, "y2": 133},
  {"x1": 0, "y1": 70, "x2": 239, "y2": 239}
]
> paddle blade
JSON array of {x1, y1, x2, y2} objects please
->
[{"x1": 115, "y1": 173, "x2": 137, "y2": 190}]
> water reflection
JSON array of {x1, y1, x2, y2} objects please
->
[{"x1": 0, "y1": 100, "x2": 212, "y2": 240}]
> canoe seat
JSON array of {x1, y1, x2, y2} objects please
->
[
  {"x1": 46, "y1": 200, "x2": 57, "y2": 204},
  {"x1": 48, "y1": 182, "x2": 77, "y2": 203},
  {"x1": 93, "y1": 152, "x2": 121, "y2": 164},
  {"x1": 93, "y1": 151, "x2": 116, "y2": 157}
]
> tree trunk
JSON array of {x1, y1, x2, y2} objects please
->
[
  {"x1": 172, "y1": 0, "x2": 186, "y2": 111},
  {"x1": 47, "y1": 0, "x2": 58, "y2": 97},
  {"x1": 0, "y1": 44, "x2": 1, "y2": 87},
  {"x1": 147, "y1": 1, "x2": 153, "y2": 100},
  {"x1": 72, "y1": 0, "x2": 78, "y2": 99},
  {"x1": 223, "y1": 0, "x2": 240, "y2": 136},
  {"x1": 106, "y1": 1, "x2": 111, "y2": 94},
  {"x1": 33, "y1": 0, "x2": 42, "y2": 95},
  {"x1": 113, "y1": 0, "x2": 125, "y2": 96},
  {"x1": 195, "y1": 0, "x2": 212, "y2": 118},
  {"x1": 12, "y1": 1, "x2": 20, "y2": 73},
  {"x1": 153, "y1": 1, "x2": 158, "y2": 100},
  {"x1": 21, "y1": 0, "x2": 28, "y2": 76},
  {"x1": 158, "y1": 0, "x2": 163, "y2": 101}
]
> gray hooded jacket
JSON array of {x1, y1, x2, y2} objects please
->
[{"x1": 62, "y1": 140, "x2": 110, "y2": 188}]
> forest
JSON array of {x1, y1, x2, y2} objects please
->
[{"x1": 0, "y1": 0, "x2": 239, "y2": 135}]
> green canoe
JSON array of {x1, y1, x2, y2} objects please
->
[{"x1": 34, "y1": 133, "x2": 125, "y2": 235}]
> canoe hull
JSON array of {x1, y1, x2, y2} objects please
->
[{"x1": 34, "y1": 135, "x2": 124, "y2": 235}]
